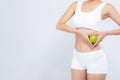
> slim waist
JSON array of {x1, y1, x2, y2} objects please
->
[{"x1": 73, "y1": 48, "x2": 104, "y2": 55}]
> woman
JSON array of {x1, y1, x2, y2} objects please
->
[{"x1": 56, "y1": 0, "x2": 120, "y2": 80}]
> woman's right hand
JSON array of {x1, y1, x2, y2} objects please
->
[{"x1": 75, "y1": 27, "x2": 98, "y2": 49}]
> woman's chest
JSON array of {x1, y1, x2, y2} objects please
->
[{"x1": 72, "y1": 13, "x2": 101, "y2": 26}]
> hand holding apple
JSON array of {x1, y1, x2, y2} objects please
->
[
  {"x1": 92, "y1": 31, "x2": 108, "y2": 47},
  {"x1": 75, "y1": 28, "x2": 95, "y2": 47}
]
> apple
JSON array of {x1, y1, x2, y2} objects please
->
[{"x1": 89, "y1": 35, "x2": 98, "y2": 44}]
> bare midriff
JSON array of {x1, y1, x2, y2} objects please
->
[{"x1": 74, "y1": 27, "x2": 101, "y2": 53}]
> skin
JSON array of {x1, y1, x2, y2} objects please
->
[{"x1": 56, "y1": 0, "x2": 120, "y2": 80}]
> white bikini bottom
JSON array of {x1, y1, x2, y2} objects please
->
[{"x1": 71, "y1": 48, "x2": 108, "y2": 74}]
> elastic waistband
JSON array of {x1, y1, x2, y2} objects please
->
[{"x1": 73, "y1": 48, "x2": 104, "y2": 55}]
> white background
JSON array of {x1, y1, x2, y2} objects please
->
[{"x1": 0, "y1": 0, "x2": 120, "y2": 80}]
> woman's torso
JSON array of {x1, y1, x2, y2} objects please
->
[
  {"x1": 72, "y1": 1, "x2": 107, "y2": 53},
  {"x1": 75, "y1": 28, "x2": 101, "y2": 53}
]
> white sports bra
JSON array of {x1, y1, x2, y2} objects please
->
[{"x1": 72, "y1": 1, "x2": 107, "y2": 31}]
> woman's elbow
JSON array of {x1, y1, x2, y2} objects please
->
[
  {"x1": 56, "y1": 23, "x2": 60, "y2": 30},
  {"x1": 56, "y1": 23, "x2": 64, "y2": 30}
]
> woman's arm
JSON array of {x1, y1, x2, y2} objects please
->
[
  {"x1": 56, "y1": 1, "x2": 79, "y2": 34},
  {"x1": 105, "y1": 3, "x2": 120, "y2": 35},
  {"x1": 93, "y1": 3, "x2": 120, "y2": 47}
]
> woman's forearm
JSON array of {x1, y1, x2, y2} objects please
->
[
  {"x1": 56, "y1": 23, "x2": 79, "y2": 34},
  {"x1": 105, "y1": 28, "x2": 120, "y2": 35}
]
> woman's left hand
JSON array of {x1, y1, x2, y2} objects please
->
[{"x1": 93, "y1": 31, "x2": 108, "y2": 47}]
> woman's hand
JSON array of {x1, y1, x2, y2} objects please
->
[
  {"x1": 75, "y1": 27, "x2": 98, "y2": 48},
  {"x1": 93, "y1": 31, "x2": 108, "y2": 47}
]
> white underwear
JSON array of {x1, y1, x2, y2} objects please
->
[{"x1": 71, "y1": 48, "x2": 108, "y2": 74}]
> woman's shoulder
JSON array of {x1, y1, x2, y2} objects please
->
[
  {"x1": 70, "y1": 0, "x2": 84, "y2": 9},
  {"x1": 107, "y1": 3, "x2": 115, "y2": 8},
  {"x1": 69, "y1": 1, "x2": 80, "y2": 10},
  {"x1": 102, "y1": 1, "x2": 116, "y2": 11},
  {"x1": 71, "y1": 1, "x2": 78, "y2": 4},
  {"x1": 71, "y1": 0, "x2": 83, "y2": 5},
  {"x1": 102, "y1": 1, "x2": 113, "y2": 7}
]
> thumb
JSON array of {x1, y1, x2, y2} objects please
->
[
  {"x1": 93, "y1": 39, "x2": 99, "y2": 47},
  {"x1": 88, "y1": 36, "x2": 94, "y2": 48}
]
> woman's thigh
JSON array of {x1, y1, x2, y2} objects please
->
[
  {"x1": 87, "y1": 73, "x2": 107, "y2": 80},
  {"x1": 71, "y1": 69, "x2": 87, "y2": 80}
]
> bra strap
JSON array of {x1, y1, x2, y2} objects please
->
[
  {"x1": 75, "y1": 1, "x2": 82, "y2": 14},
  {"x1": 97, "y1": 2, "x2": 107, "y2": 13}
]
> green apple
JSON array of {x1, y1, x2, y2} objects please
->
[{"x1": 89, "y1": 35, "x2": 98, "y2": 44}]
